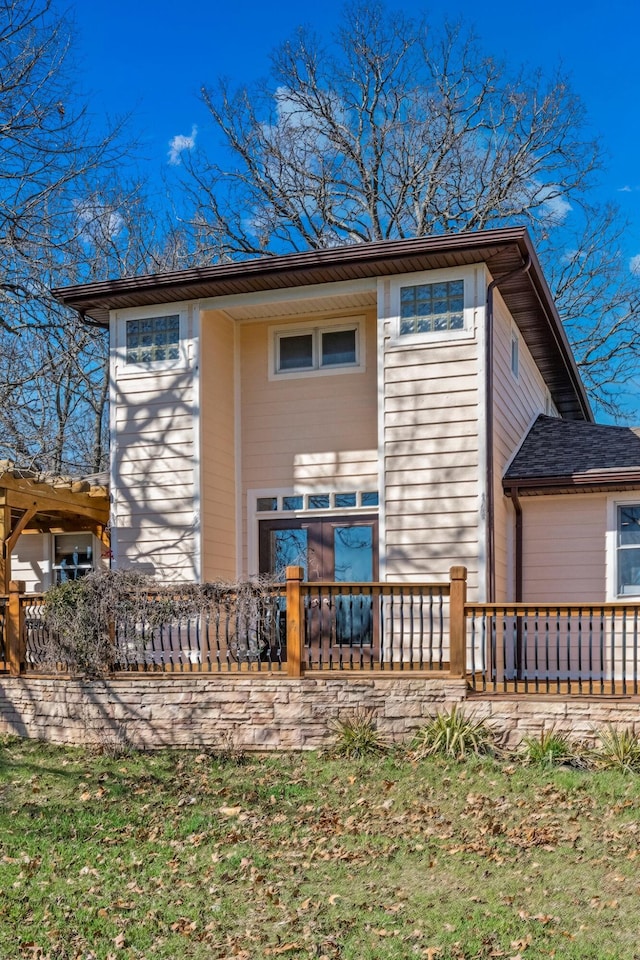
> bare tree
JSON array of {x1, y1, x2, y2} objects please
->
[
  {"x1": 181, "y1": 3, "x2": 640, "y2": 416},
  {"x1": 0, "y1": 0, "x2": 196, "y2": 474}
]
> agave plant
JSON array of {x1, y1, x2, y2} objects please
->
[
  {"x1": 591, "y1": 724, "x2": 640, "y2": 773},
  {"x1": 519, "y1": 727, "x2": 578, "y2": 767},
  {"x1": 409, "y1": 705, "x2": 495, "y2": 761},
  {"x1": 328, "y1": 709, "x2": 389, "y2": 759}
]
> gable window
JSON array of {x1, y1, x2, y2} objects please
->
[
  {"x1": 126, "y1": 314, "x2": 180, "y2": 364},
  {"x1": 617, "y1": 505, "x2": 640, "y2": 595},
  {"x1": 511, "y1": 332, "x2": 519, "y2": 378},
  {"x1": 273, "y1": 321, "x2": 362, "y2": 377},
  {"x1": 399, "y1": 280, "x2": 464, "y2": 335}
]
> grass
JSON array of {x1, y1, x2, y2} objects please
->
[{"x1": 2, "y1": 738, "x2": 640, "y2": 958}]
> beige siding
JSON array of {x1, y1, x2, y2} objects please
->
[
  {"x1": 240, "y1": 311, "x2": 378, "y2": 573},
  {"x1": 111, "y1": 308, "x2": 198, "y2": 582},
  {"x1": 492, "y1": 289, "x2": 550, "y2": 600},
  {"x1": 12, "y1": 534, "x2": 50, "y2": 592},
  {"x1": 200, "y1": 311, "x2": 237, "y2": 580},
  {"x1": 521, "y1": 495, "x2": 606, "y2": 602},
  {"x1": 381, "y1": 310, "x2": 481, "y2": 593}
]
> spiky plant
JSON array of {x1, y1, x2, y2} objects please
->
[
  {"x1": 520, "y1": 727, "x2": 578, "y2": 767},
  {"x1": 409, "y1": 705, "x2": 495, "y2": 761},
  {"x1": 328, "y1": 709, "x2": 389, "y2": 759},
  {"x1": 591, "y1": 725, "x2": 640, "y2": 773}
]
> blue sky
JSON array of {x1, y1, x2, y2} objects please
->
[{"x1": 72, "y1": 0, "x2": 640, "y2": 262}]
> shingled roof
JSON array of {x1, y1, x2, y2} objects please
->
[{"x1": 503, "y1": 415, "x2": 640, "y2": 493}]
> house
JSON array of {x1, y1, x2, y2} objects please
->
[{"x1": 50, "y1": 226, "x2": 640, "y2": 607}]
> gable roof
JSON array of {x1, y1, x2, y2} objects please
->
[
  {"x1": 51, "y1": 227, "x2": 592, "y2": 421},
  {"x1": 504, "y1": 415, "x2": 640, "y2": 493}
]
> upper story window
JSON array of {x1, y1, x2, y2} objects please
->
[
  {"x1": 617, "y1": 505, "x2": 640, "y2": 596},
  {"x1": 126, "y1": 315, "x2": 180, "y2": 364},
  {"x1": 271, "y1": 319, "x2": 364, "y2": 379},
  {"x1": 399, "y1": 280, "x2": 464, "y2": 335}
]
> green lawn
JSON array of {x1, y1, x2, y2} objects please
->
[{"x1": 1, "y1": 737, "x2": 640, "y2": 959}]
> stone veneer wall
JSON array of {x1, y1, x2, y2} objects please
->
[
  {"x1": 0, "y1": 676, "x2": 467, "y2": 751},
  {"x1": 1, "y1": 676, "x2": 640, "y2": 750}
]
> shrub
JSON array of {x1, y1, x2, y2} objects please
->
[
  {"x1": 409, "y1": 705, "x2": 495, "y2": 761},
  {"x1": 591, "y1": 725, "x2": 640, "y2": 773},
  {"x1": 519, "y1": 727, "x2": 579, "y2": 767},
  {"x1": 328, "y1": 709, "x2": 389, "y2": 759}
]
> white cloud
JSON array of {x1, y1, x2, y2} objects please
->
[
  {"x1": 168, "y1": 125, "x2": 197, "y2": 165},
  {"x1": 630, "y1": 254, "x2": 640, "y2": 276},
  {"x1": 540, "y1": 191, "x2": 572, "y2": 225},
  {"x1": 619, "y1": 185, "x2": 633, "y2": 193},
  {"x1": 75, "y1": 198, "x2": 124, "y2": 241}
]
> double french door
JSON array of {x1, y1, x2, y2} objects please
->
[
  {"x1": 259, "y1": 516, "x2": 377, "y2": 583},
  {"x1": 259, "y1": 516, "x2": 378, "y2": 651}
]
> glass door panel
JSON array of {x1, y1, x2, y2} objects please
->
[{"x1": 333, "y1": 525, "x2": 374, "y2": 645}]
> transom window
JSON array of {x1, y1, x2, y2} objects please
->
[
  {"x1": 256, "y1": 491, "x2": 378, "y2": 513},
  {"x1": 274, "y1": 324, "x2": 359, "y2": 375},
  {"x1": 126, "y1": 315, "x2": 180, "y2": 364},
  {"x1": 617, "y1": 505, "x2": 640, "y2": 595},
  {"x1": 399, "y1": 279, "x2": 464, "y2": 335}
]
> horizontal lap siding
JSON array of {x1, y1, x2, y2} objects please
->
[
  {"x1": 382, "y1": 302, "x2": 481, "y2": 593},
  {"x1": 492, "y1": 291, "x2": 549, "y2": 600},
  {"x1": 112, "y1": 311, "x2": 198, "y2": 582},
  {"x1": 240, "y1": 311, "x2": 378, "y2": 573},
  {"x1": 200, "y1": 311, "x2": 237, "y2": 580},
  {"x1": 521, "y1": 495, "x2": 606, "y2": 602}
]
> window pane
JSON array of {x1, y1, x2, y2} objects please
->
[
  {"x1": 126, "y1": 315, "x2": 179, "y2": 364},
  {"x1": 278, "y1": 334, "x2": 313, "y2": 371},
  {"x1": 282, "y1": 495, "x2": 303, "y2": 511},
  {"x1": 308, "y1": 494, "x2": 330, "y2": 509},
  {"x1": 399, "y1": 280, "x2": 464, "y2": 336},
  {"x1": 271, "y1": 529, "x2": 308, "y2": 580},
  {"x1": 619, "y1": 506, "x2": 640, "y2": 545},
  {"x1": 321, "y1": 329, "x2": 356, "y2": 366},
  {"x1": 334, "y1": 526, "x2": 374, "y2": 582},
  {"x1": 335, "y1": 492, "x2": 357, "y2": 508},
  {"x1": 257, "y1": 497, "x2": 278, "y2": 512},
  {"x1": 361, "y1": 492, "x2": 379, "y2": 506},
  {"x1": 619, "y1": 547, "x2": 640, "y2": 595}
]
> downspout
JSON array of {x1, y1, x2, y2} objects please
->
[{"x1": 485, "y1": 254, "x2": 531, "y2": 602}]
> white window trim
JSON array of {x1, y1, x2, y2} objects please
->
[
  {"x1": 114, "y1": 302, "x2": 190, "y2": 378},
  {"x1": 387, "y1": 265, "x2": 477, "y2": 346},
  {"x1": 268, "y1": 316, "x2": 366, "y2": 381},
  {"x1": 606, "y1": 495, "x2": 640, "y2": 600}
]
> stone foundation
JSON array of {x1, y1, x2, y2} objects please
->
[
  {"x1": 1, "y1": 675, "x2": 640, "y2": 751},
  {"x1": 0, "y1": 675, "x2": 466, "y2": 751}
]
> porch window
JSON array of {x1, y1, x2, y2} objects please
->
[
  {"x1": 53, "y1": 533, "x2": 95, "y2": 584},
  {"x1": 617, "y1": 505, "x2": 640, "y2": 595},
  {"x1": 399, "y1": 279, "x2": 464, "y2": 335}
]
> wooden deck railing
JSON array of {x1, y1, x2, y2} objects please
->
[
  {"x1": 466, "y1": 601, "x2": 640, "y2": 695},
  {"x1": 4, "y1": 568, "x2": 640, "y2": 695}
]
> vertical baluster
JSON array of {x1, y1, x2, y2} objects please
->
[
  {"x1": 634, "y1": 606, "x2": 638, "y2": 696},
  {"x1": 523, "y1": 611, "x2": 529, "y2": 693},
  {"x1": 577, "y1": 608, "x2": 583, "y2": 694},
  {"x1": 399, "y1": 588, "x2": 405, "y2": 670},
  {"x1": 610, "y1": 608, "x2": 616, "y2": 695},
  {"x1": 622, "y1": 606, "x2": 627, "y2": 695},
  {"x1": 599, "y1": 607, "x2": 605, "y2": 695},
  {"x1": 566, "y1": 610, "x2": 572, "y2": 694}
]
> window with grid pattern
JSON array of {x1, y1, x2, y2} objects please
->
[
  {"x1": 399, "y1": 280, "x2": 464, "y2": 335},
  {"x1": 126, "y1": 315, "x2": 180, "y2": 364}
]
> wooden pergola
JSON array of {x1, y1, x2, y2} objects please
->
[{"x1": 0, "y1": 466, "x2": 110, "y2": 593}]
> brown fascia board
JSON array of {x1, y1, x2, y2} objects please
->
[
  {"x1": 51, "y1": 226, "x2": 592, "y2": 421},
  {"x1": 504, "y1": 468, "x2": 640, "y2": 495}
]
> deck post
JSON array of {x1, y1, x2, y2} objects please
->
[
  {"x1": 285, "y1": 565, "x2": 305, "y2": 678},
  {"x1": 449, "y1": 566, "x2": 467, "y2": 679},
  {"x1": 7, "y1": 580, "x2": 26, "y2": 676}
]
